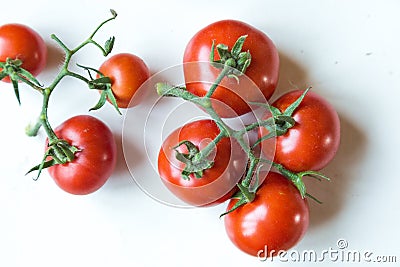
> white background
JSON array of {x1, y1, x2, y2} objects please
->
[{"x1": 1, "y1": 0, "x2": 399, "y2": 266}]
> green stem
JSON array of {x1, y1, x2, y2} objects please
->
[
  {"x1": 50, "y1": 34, "x2": 70, "y2": 54},
  {"x1": 65, "y1": 71, "x2": 90, "y2": 83},
  {"x1": 47, "y1": 10, "x2": 117, "y2": 91},
  {"x1": 89, "y1": 9, "x2": 117, "y2": 39},
  {"x1": 156, "y1": 83, "x2": 201, "y2": 103},
  {"x1": 25, "y1": 10, "x2": 117, "y2": 175},
  {"x1": 238, "y1": 117, "x2": 275, "y2": 136},
  {"x1": 205, "y1": 65, "x2": 230, "y2": 98},
  {"x1": 71, "y1": 38, "x2": 98, "y2": 55},
  {"x1": 25, "y1": 119, "x2": 43, "y2": 137},
  {"x1": 241, "y1": 153, "x2": 258, "y2": 188},
  {"x1": 48, "y1": 68, "x2": 68, "y2": 91},
  {"x1": 233, "y1": 133, "x2": 252, "y2": 155},
  {"x1": 17, "y1": 75, "x2": 44, "y2": 92},
  {"x1": 70, "y1": 10, "x2": 116, "y2": 56},
  {"x1": 203, "y1": 104, "x2": 232, "y2": 134},
  {"x1": 157, "y1": 82, "x2": 260, "y2": 178},
  {"x1": 193, "y1": 130, "x2": 227, "y2": 163},
  {"x1": 86, "y1": 40, "x2": 107, "y2": 55},
  {"x1": 39, "y1": 89, "x2": 58, "y2": 143}
]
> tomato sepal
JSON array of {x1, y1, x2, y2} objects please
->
[
  {"x1": 0, "y1": 58, "x2": 43, "y2": 104},
  {"x1": 76, "y1": 63, "x2": 121, "y2": 115},
  {"x1": 89, "y1": 86, "x2": 121, "y2": 115},
  {"x1": 26, "y1": 139, "x2": 80, "y2": 180},
  {"x1": 252, "y1": 87, "x2": 312, "y2": 146},
  {"x1": 220, "y1": 163, "x2": 263, "y2": 218},
  {"x1": 219, "y1": 192, "x2": 249, "y2": 218},
  {"x1": 84, "y1": 9, "x2": 117, "y2": 56},
  {"x1": 103, "y1": 36, "x2": 115, "y2": 56},
  {"x1": 173, "y1": 140, "x2": 214, "y2": 180},
  {"x1": 209, "y1": 35, "x2": 252, "y2": 83},
  {"x1": 26, "y1": 158, "x2": 57, "y2": 180},
  {"x1": 272, "y1": 162, "x2": 330, "y2": 199}
]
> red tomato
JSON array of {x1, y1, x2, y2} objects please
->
[
  {"x1": 261, "y1": 90, "x2": 340, "y2": 172},
  {"x1": 158, "y1": 120, "x2": 246, "y2": 206},
  {"x1": 0, "y1": 23, "x2": 47, "y2": 81},
  {"x1": 47, "y1": 115, "x2": 117, "y2": 195},
  {"x1": 183, "y1": 20, "x2": 279, "y2": 118},
  {"x1": 98, "y1": 53, "x2": 150, "y2": 108},
  {"x1": 224, "y1": 172, "x2": 309, "y2": 257}
]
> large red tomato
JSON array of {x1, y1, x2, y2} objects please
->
[
  {"x1": 98, "y1": 53, "x2": 150, "y2": 108},
  {"x1": 224, "y1": 172, "x2": 309, "y2": 257},
  {"x1": 261, "y1": 90, "x2": 340, "y2": 172},
  {"x1": 183, "y1": 20, "x2": 279, "y2": 118},
  {"x1": 0, "y1": 23, "x2": 47, "y2": 81},
  {"x1": 158, "y1": 119, "x2": 246, "y2": 206},
  {"x1": 47, "y1": 115, "x2": 117, "y2": 195}
]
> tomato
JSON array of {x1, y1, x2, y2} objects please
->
[
  {"x1": 224, "y1": 172, "x2": 309, "y2": 257},
  {"x1": 98, "y1": 53, "x2": 150, "y2": 108},
  {"x1": 0, "y1": 23, "x2": 47, "y2": 81},
  {"x1": 47, "y1": 115, "x2": 117, "y2": 195},
  {"x1": 261, "y1": 90, "x2": 340, "y2": 172},
  {"x1": 183, "y1": 20, "x2": 279, "y2": 118},
  {"x1": 158, "y1": 119, "x2": 246, "y2": 206}
]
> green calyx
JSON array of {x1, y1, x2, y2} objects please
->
[
  {"x1": 219, "y1": 163, "x2": 263, "y2": 217},
  {"x1": 27, "y1": 139, "x2": 80, "y2": 180},
  {"x1": 219, "y1": 184, "x2": 255, "y2": 218},
  {"x1": 173, "y1": 140, "x2": 214, "y2": 180},
  {"x1": 251, "y1": 87, "x2": 312, "y2": 148},
  {"x1": 275, "y1": 163, "x2": 329, "y2": 194},
  {"x1": 0, "y1": 58, "x2": 43, "y2": 105},
  {"x1": 271, "y1": 162, "x2": 330, "y2": 203},
  {"x1": 273, "y1": 87, "x2": 310, "y2": 134},
  {"x1": 77, "y1": 63, "x2": 121, "y2": 115},
  {"x1": 210, "y1": 35, "x2": 251, "y2": 82}
]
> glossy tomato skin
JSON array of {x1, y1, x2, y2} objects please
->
[
  {"x1": 183, "y1": 20, "x2": 279, "y2": 118},
  {"x1": 48, "y1": 115, "x2": 117, "y2": 195},
  {"x1": 262, "y1": 90, "x2": 340, "y2": 172},
  {"x1": 224, "y1": 172, "x2": 309, "y2": 257},
  {"x1": 0, "y1": 23, "x2": 47, "y2": 82},
  {"x1": 158, "y1": 120, "x2": 246, "y2": 206},
  {"x1": 98, "y1": 53, "x2": 150, "y2": 108}
]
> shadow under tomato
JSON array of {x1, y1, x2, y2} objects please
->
[
  {"x1": 44, "y1": 44, "x2": 65, "y2": 73},
  {"x1": 106, "y1": 132, "x2": 146, "y2": 190},
  {"x1": 272, "y1": 50, "x2": 310, "y2": 101},
  {"x1": 271, "y1": 50, "x2": 366, "y2": 228},
  {"x1": 118, "y1": 132, "x2": 147, "y2": 174},
  {"x1": 306, "y1": 113, "x2": 367, "y2": 228}
]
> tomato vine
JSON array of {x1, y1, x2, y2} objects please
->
[
  {"x1": 156, "y1": 35, "x2": 331, "y2": 214},
  {"x1": 0, "y1": 9, "x2": 120, "y2": 179}
]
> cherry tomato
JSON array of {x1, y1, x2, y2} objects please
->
[
  {"x1": 261, "y1": 90, "x2": 340, "y2": 172},
  {"x1": 158, "y1": 120, "x2": 246, "y2": 206},
  {"x1": 0, "y1": 23, "x2": 47, "y2": 81},
  {"x1": 224, "y1": 172, "x2": 309, "y2": 257},
  {"x1": 98, "y1": 53, "x2": 150, "y2": 108},
  {"x1": 183, "y1": 20, "x2": 279, "y2": 118},
  {"x1": 47, "y1": 115, "x2": 117, "y2": 195}
]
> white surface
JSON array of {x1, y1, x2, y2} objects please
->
[{"x1": 1, "y1": 0, "x2": 399, "y2": 266}]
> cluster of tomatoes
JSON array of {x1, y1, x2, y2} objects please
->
[
  {"x1": 0, "y1": 13, "x2": 340, "y2": 259},
  {"x1": 157, "y1": 20, "x2": 341, "y2": 258},
  {"x1": 0, "y1": 17, "x2": 150, "y2": 194}
]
